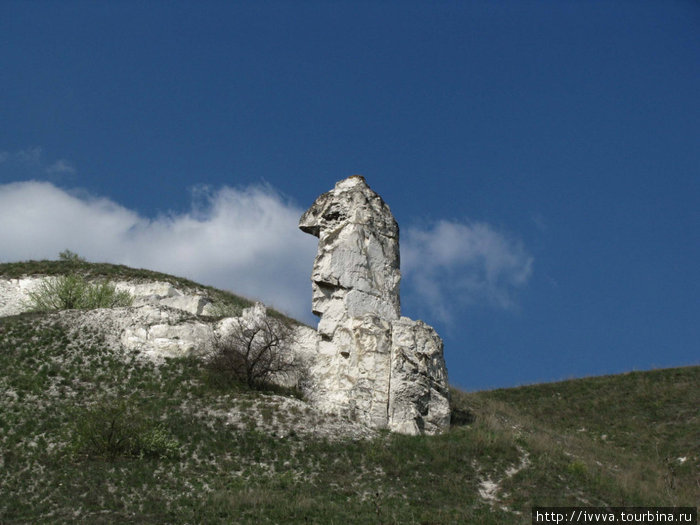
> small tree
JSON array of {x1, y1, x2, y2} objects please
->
[
  {"x1": 208, "y1": 308, "x2": 298, "y2": 389},
  {"x1": 58, "y1": 249, "x2": 86, "y2": 264}
]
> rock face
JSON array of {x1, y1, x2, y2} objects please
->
[
  {"x1": 299, "y1": 176, "x2": 450, "y2": 435},
  {"x1": 299, "y1": 176, "x2": 401, "y2": 336}
]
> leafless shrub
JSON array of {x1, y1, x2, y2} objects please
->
[{"x1": 208, "y1": 309, "x2": 300, "y2": 390}]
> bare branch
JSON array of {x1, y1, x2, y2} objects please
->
[{"x1": 207, "y1": 309, "x2": 299, "y2": 390}]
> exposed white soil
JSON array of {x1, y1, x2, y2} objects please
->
[{"x1": 478, "y1": 447, "x2": 531, "y2": 509}]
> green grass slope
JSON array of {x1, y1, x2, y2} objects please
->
[
  {"x1": 1, "y1": 261, "x2": 697, "y2": 523},
  {"x1": 455, "y1": 367, "x2": 699, "y2": 513}
]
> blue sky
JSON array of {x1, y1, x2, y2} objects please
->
[{"x1": 1, "y1": 0, "x2": 698, "y2": 390}]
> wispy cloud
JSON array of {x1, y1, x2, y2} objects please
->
[
  {"x1": 0, "y1": 148, "x2": 76, "y2": 178},
  {"x1": 46, "y1": 159, "x2": 76, "y2": 175},
  {"x1": 15, "y1": 147, "x2": 43, "y2": 165},
  {"x1": 402, "y1": 220, "x2": 533, "y2": 323},
  {"x1": 0, "y1": 181, "x2": 318, "y2": 320}
]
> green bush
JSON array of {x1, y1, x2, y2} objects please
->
[
  {"x1": 84, "y1": 280, "x2": 133, "y2": 308},
  {"x1": 26, "y1": 274, "x2": 133, "y2": 311},
  {"x1": 71, "y1": 399, "x2": 180, "y2": 461},
  {"x1": 138, "y1": 424, "x2": 182, "y2": 460},
  {"x1": 58, "y1": 249, "x2": 86, "y2": 264},
  {"x1": 566, "y1": 459, "x2": 588, "y2": 478}
]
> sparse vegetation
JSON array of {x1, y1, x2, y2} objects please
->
[
  {"x1": 0, "y1": 260, "x2": 697, "y2": 523},
  {"x1": 207, "y1": 301, "x2": 244, "y2": 319},
  {"x1": 70, "y1": 397, "x2": 180, "y2": 461}
]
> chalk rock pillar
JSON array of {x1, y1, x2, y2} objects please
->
[
  {"x1": 299, "y1": 175, "x2": 401, "y2": 336},
  {"x1": 299, "y1": 176, "x2": 450, "y2": 434}
]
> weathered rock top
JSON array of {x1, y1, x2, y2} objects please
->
[{"x1": 299, "y1": 175, "x2": 398, "y2": 240}]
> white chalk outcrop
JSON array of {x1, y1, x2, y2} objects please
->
[
  {"x1": 0, "y1": 277, "x2": 215, "y2": 318},
  {"x1": 0, "y1": 276, "x2": 221, "y2": 359},
  {"x1": 299, "y1": 176, "x2": 450, "y2": 435},
  {"x1": 0, "y1": 275, "x2": 309, "y2": 377}
]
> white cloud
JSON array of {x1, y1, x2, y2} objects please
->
[
  {"x1": 46, "y1": 159, "x2": 76, "y2": 175},
  {"x1": 0, "y1": 181, "x2": 318, "y2": 320},
  {"x1": 0, "y1": 148, "x2": 77, "y2": 179},
  {"x1": 0, "y1": 181, "x2": 533, "y2": 324},
  {"x1": 15, "y1": 147, "x2": 43, "y2": 165},
  {"x1": 402, "y1": 220, "x2": 533, "y2": 322}
]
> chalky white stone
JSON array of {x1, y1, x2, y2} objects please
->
[{"x1": 299, "y1": 176, "x2": 450, "y2": 434}]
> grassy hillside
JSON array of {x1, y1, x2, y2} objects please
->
[
  {"x1": 454, "y1": 367, "x2": 699, "y2": 513},
  {"x1": 1, "y1": 261, "x2": 697, "y2": 523}
]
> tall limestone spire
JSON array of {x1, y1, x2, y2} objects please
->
[{"x1": 299, "y1": 176, "x2": 450, "y2": 435}]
